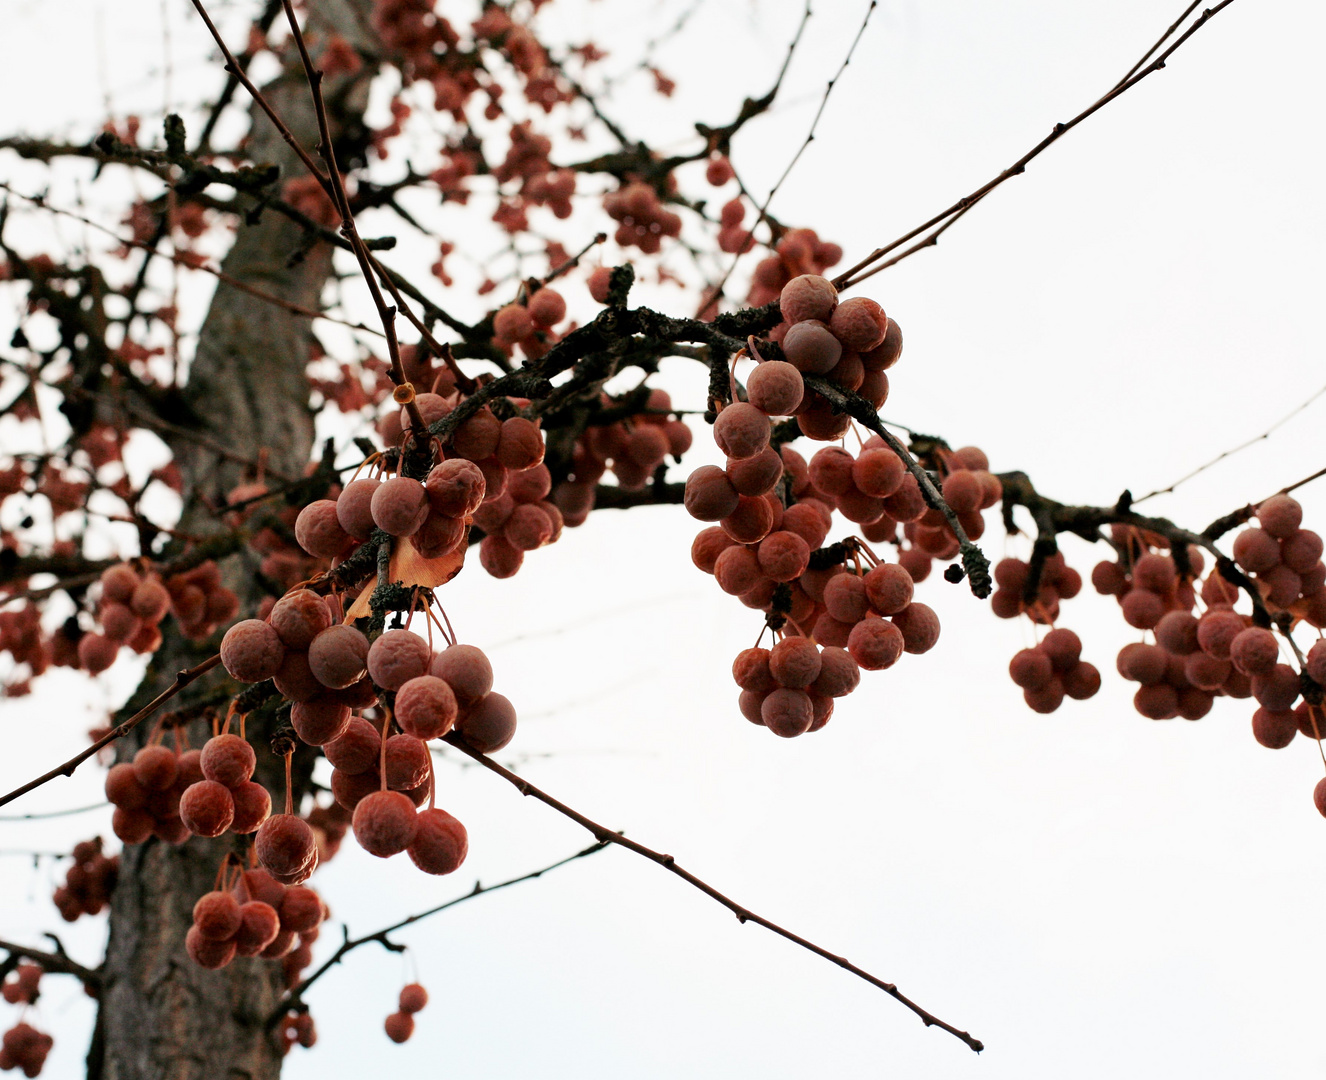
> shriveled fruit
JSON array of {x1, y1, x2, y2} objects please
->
[
  {"x1": 352, "y1": 791, "x2": 418, "y2": 858},
  {"x1": 395, "y1": 676, "x2": 459, "y2": 740},
  {"x1": 308, "y1": 625, "x2": 370, "y2": 689},
  {"x1": 456, "y1": 692, "x2": 517, "y2": 752},
  {"x1": 220, "y1": 620, "x2": 285, "y2": 683},
  {"x1": 407, "y1": 808, "x2": 468, "y2": 875}
]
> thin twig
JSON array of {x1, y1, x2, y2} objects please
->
[
  {"x1": 1134, "y1": 381, "x2": 1326, "y2": 504},
  {"x1": 0, "y1": 937, "x2": 100, "y2": 986},
  {"x1": 275, "y1": 839, "x2": 610, "y2": 1020},
  {"x1": 442, "y1": 732, "x2": 984, "y2": 1053},
  {"x1": 698, "y1": 0, "x2": 825, "y2": 313},
  {"x1": 0, "y1": 802, "x2": 110, "y2": 822},
  {"x1": 0, "y1": 655, "x2": 221, "y2": 810},
  {"x1": 835, "y1": 0, "x2": 1238, "y2": 288}
]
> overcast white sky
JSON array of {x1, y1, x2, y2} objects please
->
[{"x1": 2, "y1": 0, "x2": 1326, "y2": 1076}]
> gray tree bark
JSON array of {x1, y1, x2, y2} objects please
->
[{"x1": 93, "y1": 5, "x2": 376, "y2": 1077}]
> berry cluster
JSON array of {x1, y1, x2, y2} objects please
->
[
  {"x1": 74, "y1": 560, "x2": 240, "y2": 676},
  {"x1": 303, "y1": 393, "x2": 559, "y2": 580},
  {"x1": 1007, "y1": 629, "x2": 1101, "y2": 713},
  {"x1": 551, "y1": 389, "x2": 692, "y2": 525},
  {"x1": 685, "y1": 276, "x2": 957, "y2": 735},
  {"x1": 0, "y1": 967, "x2": 40, "y2": 1008},
  {"x1": 186, "y1": 864, "x2": 326, "y2": 980},
  {"x1": 277, "y1": 1010, "x2": 317, "y2": 1055},
  {"x1": 991, "y1": 553, "x2": 1082, "y2": 623},
  {"x1": 51, "y1": 838, "x2": 118, "y2": 923},
  {"x1": 0, "y1": 966, "x2": 49, "y2": 1077},
  {"x1": 178, "y1": 733, "x2": 273, "y2": 840},
  {"x1": 0, "y1": 1022, "x2": 52, "y2": 1077},
  {"x1": 220, "y1": 616, "x2": 511, "y2": 876},
  {"x1": 105, "y1": 742, "x2": 202, "y2": 847},
  {"x1": 384, "y1": 983, "x2": 428, "y2": 1044},
  {"x1": 491, "y1": 286, "x2": 568, "y2": 361},
  {"x1": 1230, "y1": 494, "x2": 1326, "y2": 625},
  {"x1": 602, "y1": 182, "x2": 682, "y2": 255}
]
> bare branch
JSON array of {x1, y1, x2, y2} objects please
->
[
  {"x1": 274, "y1": 839, "x2": 610, "y2": 1021},
  {"x1": 442, "y1": 732, "x2": 984, "y2": 1053},
  {"x1": 0, "y1": 655, "x2": 221, "y2": 810},
  {"x1": 835, "y1": 0, "x2": 1238, "y2": 288}
]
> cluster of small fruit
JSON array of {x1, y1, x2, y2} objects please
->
[
  {"x1": 1090, "y1": 536, "x2": 1260, "y2": 723},
  {"x1": 900, "y1": 448, "x2": 1003, "y2": 562},
  {"x1": 185, "y1": 862, "x2": 325, "y2": 982},
  {"x1": 276, "y1": 1010, "x2": 317, "y2": 1055},
  {"x1": 104, "y1": 741, "x2": 217, "y2": 847},
  {"x1": 176, "y1": 733, "x2": 273, "y2": 841},
  {"x1": 0, "y1": 1025, "x2": 51, "y2": 1078},
  {"x1": 384, "y1": 983, "x2": 429, "y2": 1044},
  {"x1": 684, "y1": 277, "x2": 959, "y2": 735},
  {"x1": 76, "y1": 560, "x2": 238, "y2": 675},
  {"x1": 0, "y1": 967, "x2": 40, "y2": 1008},
  {"x1": 0, "y1": 604, "x2": 48, "y2": 693},
  {"x1": 220, "y1": 613, "x2": 510, "y2": 875},
  {"x1": 51, "y1": 838, "x2": 117, "y2": 923},
  {"x1": 991, "y1": 553, "x2": 1083, "y2": 624},
  {"x1": 491, "y1": 286, "x2": 568, "y2": 362},
  {"x1": 0, "y1": 966, "x2": 50, "y2": 1077},
  {"x1": 744, "y1": 229, "x2": 843, "y2": 308},
  {"x1": 1006, "y1": 629, "x2": 1101, "y2": 713},
  {"x1": 552, "y1": 389, "x2": 693, "y2": 526},
  {"x1": 602, "y1": 181, "x2": 682, "y2": 255},
  {"x1": 300, "y1": 391, "x2": 558, "y2": 580}
]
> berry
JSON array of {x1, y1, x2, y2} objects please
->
[
  {"x1": 180, "y1": 781, "x2": 235, "y2": 838},
  {"x1": 256, "y1": 816, "x2": 318, "y2": 881},
  {"x1": 761, "y1": 688, "x2": 814, "y2": 738},
  {"x1": 199, "y1": 735, "x2": 254, "y2": 788},
  {"x1": 291, "y1": 697, "x2": 352, "y2": 746},
  {"x1": 399, "y1": 983, "x2": 429, "y2": 1013},
  {"x1": 395, "y1": 676, "x2": 459, "y2": 740},
  {"x1": 779, "y1": 275, "x2": 837, "y2": 324},
  {"x1": 308, "y1": 625, "x2": 370, "y2": 689},
  {"x1": 270, "y1": 591, "x2": 333, "y2": 650},
  {"x1": 370, "y1": 477, "x2": 429, "y2": 537},
  {"x1": 847, "y1": 617, "x2": 904, "y2": 670},
  {"x1": 336, "y1": 478, "x2": 381, "y2": 540},
  {"x1": 193, "y1": 891, "x2": 243, "y2": 941},
  {"x1": 429, "y1": 645, "x2": 494, "y2": 707},
  {"x1": 457, "y1": 692, "x2": 518, "y2": 752},
  {"x1": 407, "y1": 808, "x2": 468, "y2": 875},
  {"x1": 295, "y1": 500, "x2": 353, "y2": 559},
  {"x1": 366, "y1": 629, "x2": 431, "y2": 691},
  {"x1": 746, "y1": 361, "x2": 804, "y2": 416},
  {"x1": 353, "y1": 791, "x2": 418, "y2": 858},
  {"x1": 220, "y1": 620, "x2": 285, "y2": 682},
  {"x1": 384, "y1": 1012, "x2": 415, "y2": 1043}
]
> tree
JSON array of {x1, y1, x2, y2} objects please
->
[{"x1": 0, "y1": 0, "x2": 1321, "y2": 1076}]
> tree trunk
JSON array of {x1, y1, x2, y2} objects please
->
[{"x1": 93, "y1": 6, "x2": 375, "y2": 1076}]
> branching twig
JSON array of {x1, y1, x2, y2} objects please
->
[
  {"x1": 701, "y1": 0, "x2": 875, "y2": 314},
  {"x1": 1134, "y1": 381, "x2": 1326, "y2": 504},
  {"x1": 0, "y1": 937, "x2": 100, "y2": 987},
  {"x1": 834, "y1": 0, "x2": 1238, "y2": 288},
  {"x1": 274, "y1": 839, "x2": 610, "y2": 1021},
  {"x1": 442, "y1": 732, "x2": 984, "y2": 1053},
  {"x1": 0, "y1": 655, "x2": 221, "y2": 810}
]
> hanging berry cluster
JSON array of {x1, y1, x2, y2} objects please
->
[
  {"x1": 0, "y1": 965, "x2": 51, "y2": 1077},
  {"x1": 685, "y1": 274, "x2": 974, "y2": 736},
  {"x1": 384, "y1": 983, "x2": 428, "y2": 1044},
  {"x1": 51, "y1": 839, "x2": 117, "y2": 923}
]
